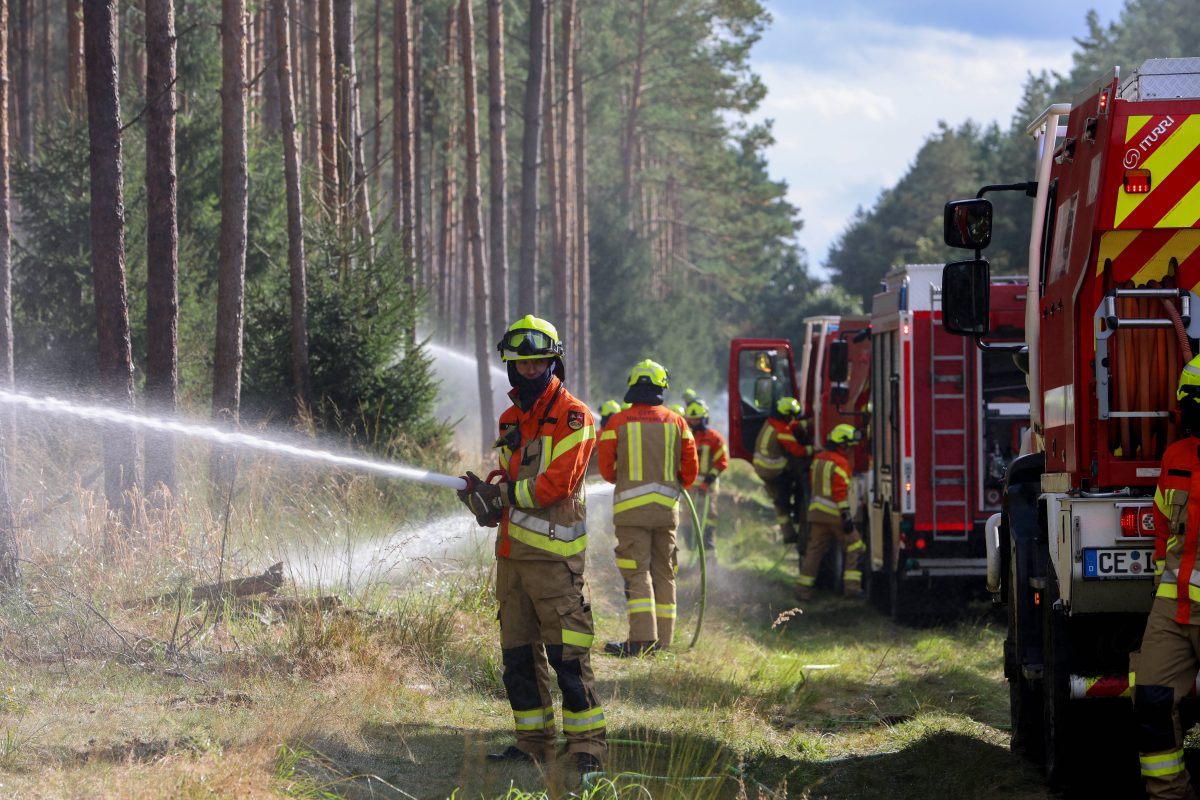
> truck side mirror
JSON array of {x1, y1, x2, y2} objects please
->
[
  {"x1": 944, "y1": 198, "x2": 993, "y2": 250},
  {"x1": 828, "y1": 340, "x2": 849, "y2": 383},
  {"x1": 942, "y1": 259, "x2": 991, "y2": 337}
]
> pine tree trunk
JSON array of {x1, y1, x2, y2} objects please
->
[
  {"x1": 67, "y1": 0, "x2": 83, "y2": 112},
  {"x1": 572, "y1": 8, "x2": 588, "y2": 401},
  {"x1": 301, "y1": 0, "x2": 318, "y2": 162},
  {"x1": 558, "y1": 0, "x2": 575, "y2": 375},
  {"x1": 84, "y1": 0, "x2": 139, "y2": 518},
  {"x1": 274, "y1": 0, "x2": 310, "y2": 413},
  {"x1": 371, "y1": 0, "x2": 381, "y2": 175},
  {"x1": 436, "y1": 6, "x2": 456, "y2": 335},
  {"x1": 0, "y1": 0, "x2": 17, "y2": 584},
  {"x1": 517, "y1": 0, "x2": 544, "y2": 313},
  {"x1": 318, "y1": 0, "x2": 338, "y2": 221},
  {"x1": 412, "y1": 0, "x2": 425, "y2": 293},
  {"x1": 15, "y1": 0, "x2": 31, "y2": 160},
  {"x1": 261, "y1": 5, "x2": 280, "y2": 138},
  {"x1": 144, "y1": 0, "x2": 179, "y2": 496},
  {"x1": 39, "y1": 0, "x2": 47, "y2": 121},
  {"x1": 622, "y1": 0, "x2": 647, "y2": 228},
  {"x1": 211, "y1": 0, "x2": 247, "y2": 428},
  {"x1": 486, "y1": 0, "x2": 508, "y2": 331},
  {"x1": 334, "y1": 0, "x2": 374, "y2": 259},
  {"x1": 542, "y1": 6, "x2": 560, "y2": 322},
  {"x1": 458, "y1": 0, "x2": 492, "y2": 454},
  {"x1": 394, "y1": 0, "x2": 415, "y2": 335}
]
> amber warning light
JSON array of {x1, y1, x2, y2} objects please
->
[{"x1": 1124, "y1": 169, "x2": 1152, "y2": 194}]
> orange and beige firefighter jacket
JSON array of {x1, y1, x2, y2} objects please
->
[
  {"x1": 752, "y1": 418, "x2": 811, "y2": 480},
  {"x1": 1152, "y1": 436, "x2": 1200, "y2": 624},
  {"x1": 693, "y1": 427, "x2": 728, "y2": 484},
  {"x1": 496, "y1": 376, "x2": 596, "y2": 564},
  {"x1": 597, "y1": 404, "x2": 699, "y2": 527},
  {"x1": 808, "y1": 449, "x2": 852, "y2": 524}
]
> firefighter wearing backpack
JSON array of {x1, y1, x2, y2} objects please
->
[
  {"x1": 753, "y1": 397, "x2": 813, "y2": 545},
  {"x1": 681, "y1": 398, "x2": 728, "y2": 553},
  {"x1": 598, "y1": 359, "x2": 698, "y2": 657},
  {"x1": 1134, "y1": 354, "x2": 1200, "y2": 799},
  {"x1": 796, "y1": 423, "x2": 864, "y2": 601},
  {"x1": 455, "y1": 315, "x2": 605, "y2": 772}
]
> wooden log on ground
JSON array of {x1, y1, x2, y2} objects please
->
[{"x1": 129, "y1": 562, "x2": 285, "y2": 608}]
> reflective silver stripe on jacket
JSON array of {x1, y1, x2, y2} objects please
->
[
  {"x1": 613, "y1": 482, "x2": 681, "y2": 505},
  {"x1": 509, "y1": 510, "x2": 587, "y2": 542}
]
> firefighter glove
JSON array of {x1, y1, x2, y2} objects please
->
[
  {"x1": 458, "y1": 471, "x2": 506, "y2": 527},
  {"x1": 840, "y1": 510, "x2": 855, "y2": 534}
]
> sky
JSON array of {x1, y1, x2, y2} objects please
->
[{"x1": 748, "y1": 0, "x2": 1130, "y2": 276}]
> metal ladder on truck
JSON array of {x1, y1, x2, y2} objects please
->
[{"x1": 930, "y1": 286, "x2": 971, "y2": 540}]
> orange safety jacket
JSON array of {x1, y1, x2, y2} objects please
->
[
  {"x1": 1152, "y1": 436, "x2": 1200, "y2": 623},
  {"x1": 598, "y1": 403, "x2": 698, "y2": 527},
  {"x1": 808, "y1": 448, "x2": 851, "y2": 523},
  {"x1": 752, "y1": 417, "x2": 811, "y2": 480},
  {"x1": 496, "y1": 375, "x2": 596, "y2": 562},
  {"x1": 693, "y1": 427, "x2": 728, "y2": 483}
]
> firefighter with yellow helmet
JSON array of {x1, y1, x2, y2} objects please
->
[
  {"x1": 1134, "y1": 354, "x2": 1200, "y2": 798},
  {"x1": 680, "y1": 398, "x2": 728, "y2": 554},
  {"x1": 598, "y1": 399, "x2": 622, "y2": 431},
  {"x1": 456, "y1": 314, "x2": 604, "y2": 771},
  {"x1": 752, "y1": 396, "x2": 813, "y2": 545},
  {"x1": 796, "y1": 423, "x2": 864, "y2": 601},
  {"x1": 598, "y1": 359, "x2": 699, "y2": 656}
]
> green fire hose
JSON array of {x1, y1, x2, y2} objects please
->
[{"x1": 679, "y1": 488, "x2": 707, "y2": 649}]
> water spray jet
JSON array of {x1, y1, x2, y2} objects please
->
[{"x1": 0, "y1": 389, "x2": 468, "y2": 491}]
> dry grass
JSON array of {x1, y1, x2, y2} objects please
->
[{"x1": 0, "y1": 418, "x2": 1058, "y2": 799}]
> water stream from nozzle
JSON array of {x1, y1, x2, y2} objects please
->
[{"x1": 0, "y1": 389, "x2": 468, "y2": 491}]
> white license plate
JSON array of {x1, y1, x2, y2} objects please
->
[{"x1": 1082, "y1": 547, "x2": 1154, "y2": 580}]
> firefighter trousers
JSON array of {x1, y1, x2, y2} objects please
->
[
  {"x1": 496, "y1": 557, "x2": 606, "y2": 760},
  {"x1": 797, "y1": 517, "x2": 864, "y2": 596},
  {"x1": 761, "y1": 475, "x2": 799, "y2": 542},
  {"x1": 1134, "y1": 600, "x2": 1200, "y2": 800},
  {"x1": 679, "y1": 487, "x2": 718, "y2": 551},
  {"x1": 614, "y1": 525, "x2": 677, "y2": 647}
]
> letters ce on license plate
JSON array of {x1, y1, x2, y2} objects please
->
[{"x1": 1083, "y1": 547, "x2": 1154, "y2": 580}]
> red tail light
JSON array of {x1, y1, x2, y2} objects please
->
[
  {"x1": 1124, "y1": 169, "x2": 1151, "y2": 194},
  {"x1": 915, "y1": 537, "x2": 927, "y2": 550},
  {"x1": 1120, "y1": 507, "x2": 1139, "y2": 536}
]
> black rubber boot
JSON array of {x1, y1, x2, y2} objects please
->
[
  {"x1": 603, "y1": 640, "x2": 657, "y2": 658},
  {"x1": 486, "y1": 745, "x2": 539, "y2": 764},
  {"x1": 575, "y1": 752, "x2": 602, "y2": 772}
]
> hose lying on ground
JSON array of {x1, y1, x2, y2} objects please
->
[{"x1": 680, "y1": 488, "x2": 707, "y2": 650}]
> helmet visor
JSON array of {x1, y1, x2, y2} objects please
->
[{"x1": 498, "y1": 329, "x2": 562, "y2": 359}]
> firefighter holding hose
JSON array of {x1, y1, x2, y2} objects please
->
[
  {"x1": 598, "y1": 359, "x2": 698, "y2": 657},
  {"x1": 1134, "y1": 354, "x2": 1200, "y2": 799},
  {"x1": 680, "y1": 398, "x2": 728, "y2": 555},
  {"x1": 796, "y1": 423, "x2": 864, "y2": 601},
  {"x1": 456, "y1": 315, "x2": 605, "y2": 773}
]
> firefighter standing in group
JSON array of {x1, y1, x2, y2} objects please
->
[
  {"x1": 1134, "y1": 355, "x2": 1200, "y2": 799},
  {"x1": 752, "y1": 397, "x2": 813, "y2": 545},
  {"x1": 598, "y1": 399, "x2": 622, "y2": 431},
  {"x1": 456, "y1": 315, "x2": 605, "y2": 773},
  {"x1": 796, "y1": 423, "x2": 864, "y2": 601},
  {"x1": 680, "y1": 398, "x2": 728, "y2": 555},
  {"x1": 598, "y1": 359, "x2": 698, "y2": 657}
]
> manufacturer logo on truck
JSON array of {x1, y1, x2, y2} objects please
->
[{"x1": 1124, "y1": 115, "x2": 1176, "y2": 168}]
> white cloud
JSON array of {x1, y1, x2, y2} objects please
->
[{"x1": 750, "y1": 11, "x2": 1078, "y2": 273}]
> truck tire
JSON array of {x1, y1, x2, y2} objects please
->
[
  {"x1": 1042, "y1": 567, "x2": 1083, "y2": 790},
  {"x1": 868, "y1": 509, "x2": 894, "y2": 615},
  {"x1": 1007, "y1": 542, "x2": 1043, "y2": 763}
]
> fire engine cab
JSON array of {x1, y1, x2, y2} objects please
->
[
  {"x1": 868, "y1": 264, "x2": 1029, "y2": 620},
  {"x1": 941, "y1": 58, "x2": 1200, "y2": 791}
]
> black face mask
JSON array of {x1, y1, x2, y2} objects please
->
[
  {"x1": 509, "y1": 361, "x2": 555, "y2": 410},
  {"x1": 1183, "y1": 402, "x2": 1200, "y2": 437},
  {"x1": 689, "y1": 419, "x2": 708, "y2": 433},
  {"x1": 624, "y1": 383, "x2": 664, "y2": 406}
]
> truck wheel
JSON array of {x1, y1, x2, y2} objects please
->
[
  {"x1": 1008, "y1": 548, "x2": 1043, "y2": 763},
  {"x1": 868, "y1": 510, "x2": 893, "y2": 615},
  {"x1": 1042, "y1": 568, "x2": 1082, "y2": 789}
]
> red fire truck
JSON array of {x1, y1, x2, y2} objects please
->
[
  {"x1": 940, "y1": 58, "x2": 1200, "y2": 791},
  {"x1": 867, "y1": 264, "x2": 1029, "y2": 620},
  {"x1": 728, "y1": 316, "x2": 872, "y2": 571}
]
